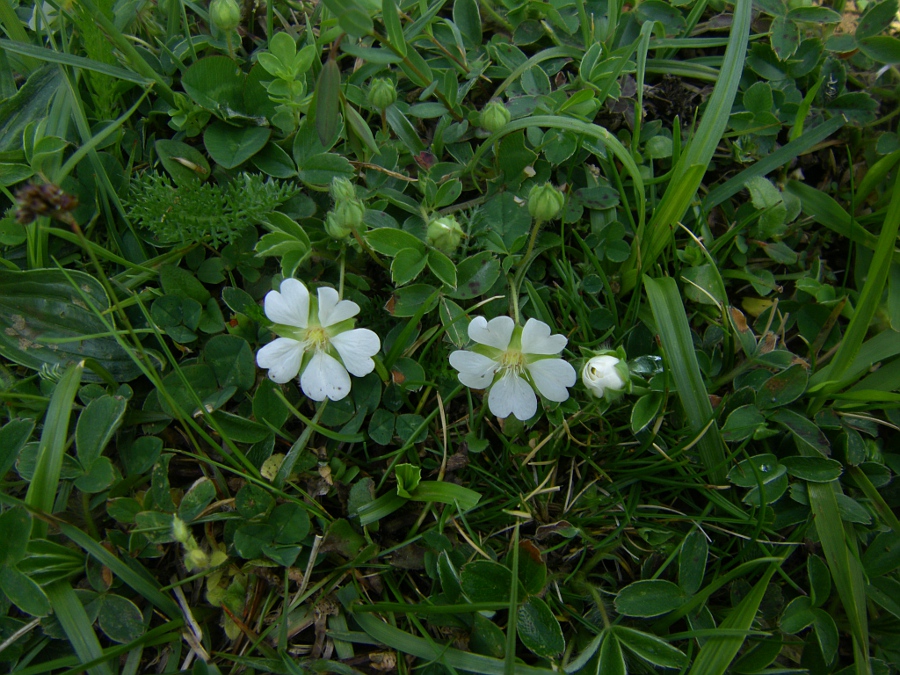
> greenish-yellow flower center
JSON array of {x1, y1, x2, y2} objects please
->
[
  {"x1": 499, "y1": 349, "x2": 525, "y2": 371},
  {"x1": 303, "y1": 326, "x2": 330, "y2": 351}
]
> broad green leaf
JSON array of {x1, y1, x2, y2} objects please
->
[
  {"x1": 517, "y1": 596, "x2": 564, "y2": 657},
  {"x1": 0, "y1": 508, "x2": 31, "y2": 567},
  {"x1": 382, "y1": 0, "x2": 407, "y2": 55},
  {"x1": 155, "y1": 139, "x2": 210, "y2": 186},
  {"x1": 427, "y1": 249, "x2": 457, "y2": 288},
  {"x1": 97, "y1": 594, "x2": 144, "y2": 644},
  {"x1": 178, "y1": 477, "x2": 217, "y2": 523},
  {"x1": 615, "y1": 579, "x2": 687, "y2": 617},
  {"x1": 391, "y1": 247, "x2": 428, "y2": 286},
  {"x1": 0, "y1": 567, "x2": 50, "y2": 617},
  {"x1": 75, "y1": 394, "x2": 126, "y2": 468},
  {"x1": 205, "y1": 334, "x2": 255, "y2": 392},
  {"x1": 315, "y1": 59, "x2": 341, "y2": 147},
  {"x1": 203, "y1": 122, "x2": 270, "y2": 169},
  {"x1": 453, "y1": 0, "x2": 482, "y2": 48},
  {"x1": 461, "y1": 560, "x2": 518, "y2": 604},
  {"x1": 756, "y1": 364, "x2": 808, "y2": 409},
  {"x1": 611, "y1": 625, "x2": 688, "y2": 669},
  {"x1": 678, "y1": 529, "x2": 708, "y2": 596},
  {"x1": 597, "y1": 632, "x2": 626, "y2": 675},
  {"x1": 45, "y1": 581, "x2": 113, "y2": 675},
  {"x1": 0, "y1": 269, "x2": 149, "y2": 381},
  {"x1": 395, "y1": 463, "x2": 422, "y2": 498},
  {"x1": 0, "y1": 418, "x2": 35, "y2": 479},
  {"x1": 781, "y1": 456, "x2": 843, "y2": 482}
]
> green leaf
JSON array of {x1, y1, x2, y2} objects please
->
[
  {"x1": 631, "y1": 392, "x2": 662, "y2": 433},
  {"x1": 645, "y1": 277, "x2": 726, "y2": 484},
  {"x1": 155, "y1": 139, "x2": 210, "y2": 186},
  {"x1": 0, "y1": 567, "x2": 50, "y2": 617},
  {"x1": 367, "y1": 408, "x2": 395, "y2": 445},
  {"x1": 856, "y1": 0, "x2": 898, "y2": 40},
  {"x1": 0, "y1": 419, "x2": 35, "y2": 479},
  {"x1": 615, "y1": 579, "x2": 687, "y2": 617},
  {"x1": 97, "y1": 594, "x2": 144, "y2": 643},
  {"x1": 44, "y1": 581, "x2": 113, "y2": 675},
  {"x1": 517, "y1": 596, "x2": 564, "y2": 657},
  {"x1": 756, "y1": 364, "x2": 808, "y2": 409},
  {"x1": 408, "y1": 482, "x2": 481, "y2": 510},
  {"x1": 395, "y1": 463, "x2": 422, "y2": 498},
  {"x1": 427, "y1": 249, "x2": 457, "y2": 288},
  {"x1": 721, "y1": 405, "x2": 766, "y2": 442},
  {"x1": 449, "y1": 252, "x2": 501, "y2": 300},
  {"x1": 770, "y1": 15, "x2": 800, "y2": 60},
  {"x1": 203, "y1": 122, "x2": 271, "y2": 169},
  {"x1": 119, "y1": 436, "x2": 163, "y2": 476},
  {"x1": 769, "y1": 409, "x2": 831, "y2": 455},
  {"x1": 315, "y1": 59, "x2": 341, "y2": 147},
  {"x1": 678, "y1": 529, "x2": 708, "y2": 596},
  {"x1": 382, "y1": 0, "x2": 407, "y2": 55},
  {"x1": 268, "y1": 502, "x2": 310, "y2": 544},
  {"x1": 461, "y1": 560, "x2": 519, "y2": 604},
  {"x1": 296, "y1": 152, "x2": 353, "y2": 185},
  {"x1": 25, "y1": 363, "x2": 83, "y2": 538},
  {"x1": 205, "y1": 334, "x2": 255, "y2": 392},
  {"x1": 453, "y1": 0, "x2": 482, "y2": 48},
  {"x1": 786, "y1": 7, "x2": 842, "y2": 23},
  {"x1": 0, "y1": 269, "x2": 149, "y2": 382},
  {"x1": 686, "y1": 564, "x2": 778, "y2": 675},
  {"x1": 597, "y1": 632, "x2": 626, "y2": 675},
  {"x1": 178, "y1": 477, "x2": 217, "y2": 523},
  {"x1": 181, "y1": 55, "x2": 245, "y2": 112},
  {"x1": 611, "y1": 626, "x2": 688, "y2": 669},
  {"x1": 862, "y1": 531, "x2": 900, "y2": 577},
  {"x1": 233, "y1": 523, "x2": 276, "y2": 559},
  {"x1": 0, "y1": 507, "x2": 32, "y2": 567},
  {"x1": 391, "y1": 247, "x2": 428, "y2": 286},
  {"x1": 781, "y1": 456, "x2": 843, "y2": 482},
  {"x1": 367, "y1": 227, "x2": 426, "y2": 256},
  {"x1": 236, "y1": 483, "x2": 276, "y2": 519},
  {"x1": 76, "y1": 394, "x2": 126, "y2": 468}
]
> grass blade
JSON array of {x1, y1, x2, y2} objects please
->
[
  {"x1": 703, "y1": 115, "x2": 845, "y2": 211},
  {"x1": 620, "y1": 0, "x2": 752, "y2": 293},
  {"x1": 24, "y1": 361, "x2": 83, "y2": 538},
  {"x1": 645, "y1": 276, "x2": 727, "y2": 485},
  {"x1": 686, "y1": 563, "x2": 779, "y2": 675},
  {"x1": 0, "y1": 39, "x2": 154, "y2": 85},
  {"x1": 44, "y1": 581, "x2": 114, "y2": 675},
  {"x1": 811, "y1": 169, "x2": 900, "y2": 404}
]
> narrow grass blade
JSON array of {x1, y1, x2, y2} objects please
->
[
  {"x1": 620, "y1": 0, "x2": 752, "y2": 293},
  {"x1": 686, "y1": 563, "x2": 778, "y2": 675},
  {"x1": 0, "y1": 39, "x2": 153, "y2": 84},
  {"x1": 645, "y1": 277, "x2": 727, "y2": 485},
  {"x1": 812, "y1": 169, "x2": 900, "y2": 404},
  {"x1": 703, "y1": 115, "x2": 845, "y2": 211},
  {"x1": 350, "y1": 611, "x2": 556, "y2": 675},
  {"x1": 805, "y1": 478, "x2": 870, "y2": 674},
  {"x1": 24, "y1": 361, "x2": 83, "y2": 538},
  {"x1": 44, "y1": 581, "x2": 114, "y2": 675},
  {"x1": 0, "y1": 0, "x2": 38, "y2": 72},
  {"x1": 55, "y1": 519, "x2": 179, "y2": 618},
  {"x1": 467, "y1": 115, "x2": 646, "y2": 227}
]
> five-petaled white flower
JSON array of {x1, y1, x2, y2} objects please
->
[
  {"x1": 449, "y1": 316, "x2": 576, "y2": 421},
  {"x1": 257, "y1": 279, "x2": 380, "y2": 401}
]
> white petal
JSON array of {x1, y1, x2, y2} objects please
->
[
  {"x1": 582, "y1": 355, "x2": 626, "y2": 397},
  {"x1": 257, "y1": 338, "x2": 305, "y2": 384},
  {"x1": 317, "y1": 286, "x2": 360, "y2": 327},
  {"x1": 488, "y1": 372, "x2": 537, "y2": 421},
  {"x1": 264, "y1": 279, "x2": 309, "y2": 328},
  {"x1": 468, "y1": 316, "x2": 514, "y2": 350},
  {"x1": 449, "y1": 350, "x2": 498, "y2": 389},
  {"x1": 300, "y1": 351, "x2": 352, "y2": 401},
  {"x1": 527, "y1": 358, "x2": 576, "y2": 402},
  {"x1": 521, "y1": 318, "x2": 567, "y2": 355},
  {"x1": 330, "y1": 328, "x2": 380, "y2": 377}
]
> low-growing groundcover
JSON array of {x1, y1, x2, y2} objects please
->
[{"x1": 1, "y1": 0, "x2": 900, "y2": 673}]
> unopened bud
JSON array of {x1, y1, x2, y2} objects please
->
[
  {"x1": 186, "y1": 548, "x2": 210, "y2": 571},
  {"x1": 331, "y1": 176, "x2": 357, "y2": 203},
  {"x1": 368, "y1": 78, "x2": 397, "y2": 110},
  {"x1": 527, "y1": 183, "x2": 565, "y2": 222},
  {"x1": 172, "y1": 516, "x2": 190, "y2": 544},
  {"x1": 210, "y1": 0, "x2": 241, "y2": 32},
  {"x1": 480, "y1": 101, "x2": 510, "y2": 133},
  {"x1": 582, "y1": 353, "x2": 630, "y2": 401},
  {"x1": 426, "y1": 216, "x2": 464, "y2": 254}
]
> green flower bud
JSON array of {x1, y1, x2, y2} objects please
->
[
  {"x1": 527, "y1": 183, "x2": 565, "y2": 222},
  {"x1": 426, "y1": 216, "x2": 464, "y2": 254},
  {"x1": 367, "y1": 78, "x2": 397, "y2": 110},
  {"x1": 480, "y1": 101, "x2": 510, "y2": 133},
  {"x1": 325, "y1": 200, "x2": 365, "y2": 240},
  {"x1": 331, "y1": 176, "x2": 357, "y2": 203},
  {"x1": 186, "y1": 547, "x2": 210, "y2": 571},
  {"x1": 172, "y1": 516, "x2": 190, "y2": 544},
  {"x1": 210, "y1": 0, "x2": 241, "y2": 32}
]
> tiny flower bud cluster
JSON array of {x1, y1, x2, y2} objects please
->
[{"x1": 325, "y1": 177, "x2": 366, "y2": 241}]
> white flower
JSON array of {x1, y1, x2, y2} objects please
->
[
  {"x1": 582, "y1": 354, "x2": 628, "y2": 399},
  {"x1": 449, "y1": 316, "x2": 576, "y2": 421},
  {"x1": 256, "y1": 279, "x2": 380, "y2": 402}
]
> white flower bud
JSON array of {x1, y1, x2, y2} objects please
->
[{"x1": 582, "y1": 354, "x2": 628, "y2": 400}]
